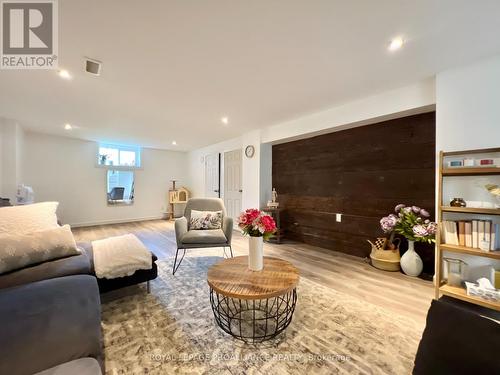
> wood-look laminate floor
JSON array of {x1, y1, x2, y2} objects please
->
[{"x1": 73, "y1": 219, "x2": 434, "y2": 328}]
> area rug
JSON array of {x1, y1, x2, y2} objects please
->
[{"x1": 101, "y1": 252, "x2": 423, "y2": 374}]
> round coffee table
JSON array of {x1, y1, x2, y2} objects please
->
[{"x1": 207, "y1": 256, "x2": 299, "y2": 343}]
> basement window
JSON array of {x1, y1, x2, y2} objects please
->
[{"x1": 98, "y1": 143, "x2": 141, "y2": 168}]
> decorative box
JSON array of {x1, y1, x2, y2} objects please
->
[
  {"x1": 448, "y1": 160, "x2": 464, "y2": 167},
  {"x1": 465, "y1": 282, "x2": 500, "y2": 302},
  {"x1": 463, "y1": 158, "x2": 475, "y2": 167},
  {"x1": 479, "y1": 159, "x2": 494, "y2": 165}
]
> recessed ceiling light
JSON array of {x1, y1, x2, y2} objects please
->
[
  {"x1": 58, "y1": 69, "x2": 72, "y2": 79},
  {"x1": 388, "y1": 37, "x2": 404, "y2": 51},
  {"x1": 172, "y1": 141, "x2": 177, "y2": 145},
  {"x1": 221, "y1": 117, "x2": 229, "y2": 125},
  {"x1": 64, "y1": 123, "x2": 72, "y2": 130}
]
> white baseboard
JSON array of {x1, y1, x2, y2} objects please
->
[{"x1": 69, "y1": 215, "x2": 166, "y2": 228}]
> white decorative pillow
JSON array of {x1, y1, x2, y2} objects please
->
[
  {"x1": 189, "y1": 210, "x2": 223, "y2": 230},
  {"x1": 0, "y1": 202, "x2": 59, "y2": 236},
  {"x1": 0, "y1": 225, "x2": 80, "y2": 274}
]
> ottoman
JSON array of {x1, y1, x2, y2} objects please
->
[{"x1": 79, "y1": 242, "x2": 158, "y2": 293}]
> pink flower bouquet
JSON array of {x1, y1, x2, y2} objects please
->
[{"x1": 238, "y1": 209, "x2": 277, "y2": 240}]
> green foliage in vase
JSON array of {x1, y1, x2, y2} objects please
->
[{"x1": 380, "y1": 204, "x2": 437, "y2": 244}]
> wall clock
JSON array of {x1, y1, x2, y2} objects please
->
[{"x1": 245, "y1": 145, "x2": 255, "y2": 158}]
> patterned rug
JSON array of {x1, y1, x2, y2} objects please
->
[{"x1": 101, "y1": 252, "x2": 423, "y2": 374}]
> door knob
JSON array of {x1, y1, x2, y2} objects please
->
[
  {"x1": 214, "y1": 189, "x2": 220, "y2": 193},
  {"x1": 239, "y1": 189, "x2": 243, "y2": 193}
]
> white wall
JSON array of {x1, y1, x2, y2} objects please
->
[
  {"x1": 241, "y1": 130, "x2": 261, "y2": 209},
  {"x1": 0, "y1": 118, "x2": 24, "y2": 202},
  {"x1": 259, "y1": 142, "x2": 272, "y2": 208},
  {"x1": 436, "y1": 54, "x2": 500, "y2": 275},
  {"x1": 188, "y1": 131, "x2": 265, "y2": 211},
  {"x1": 436, "y1": 55, "x2": 500, "y2": 151},
  {"x1": 261, "y1": 78, "x2": 436, "y2": 144},
  {"x1": 23, "y1": 131, "x2": 188, "y2": 226},
  {"x1": 188, "y1": 79, "x2": 436, "y2": 215}
]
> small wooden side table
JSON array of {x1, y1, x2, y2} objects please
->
[{"x1": 207, "y1": 256, "x2": 299, "y2": 343}]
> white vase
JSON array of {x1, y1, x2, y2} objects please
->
[
  {"x1": 400, "y1": 240, "x2": 423, "y2": 277},
  {"x1": 248, "y1": 236, "x2": 263, "y2": 271}
]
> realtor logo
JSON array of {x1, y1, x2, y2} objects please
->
[{"x1": 1, "y1": 0, "x2": 58, "y2": 69}]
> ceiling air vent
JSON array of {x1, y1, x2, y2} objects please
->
[{"x1": 84, "y1": 58, "x2": 102, "y2": 76}]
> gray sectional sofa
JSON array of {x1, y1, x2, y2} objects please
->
[
  {"x1": 0, "y1": 240, "x2": 103, "y2": 375},
  {"x1": 0, "y1": 202, "x2": 159, "y2": 374},
  {"x1": 0, "y1": 275, "x2": 103, "y2": 375},
  {"x1": 0, "y1": 241, "x2": 158, "y2": 374}
]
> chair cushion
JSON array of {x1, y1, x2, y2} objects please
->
[
  {"x1": 181, "y1": 229, "x2": 227, "y2": 244},
  {"x1": 0, "y1": 251, "x2": 91, "y2": 290},
  {"x1": 189, "y1": 210, "x2": 223, "y2": 230},
  {"x1": 184, "y1": 198, "x2": 226, "y2": 225}
]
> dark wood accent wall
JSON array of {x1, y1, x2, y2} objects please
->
[{"x1": 272, "y1": 112, "x2": 436, "y2": 270}]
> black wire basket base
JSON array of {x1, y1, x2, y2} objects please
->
[{"x1": 209, "y1": 288, "x2": 297, "y2": 343}]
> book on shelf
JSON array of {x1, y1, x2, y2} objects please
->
[
  {"x1": 482, "y1": 221, "x2": 492, "y2": 251},
  {"x1": 478, "y1": 220, "x2": 485, "y2": 249},
  {"x1": 465, "y1": 221, "x2": 472, "y2": 248},
  {"x1": 492, "y1": 224, "x2": 498, "y2": 251},
  {"x1": 458, "y1": 221, "x2": 466, "y2": 246},
  {"x1": 472, "y1": 220, "x2": 478, "y2": 248},
  {"x1": 442, "y1": 221, "x2": 458, "y2": 245},
  {"x1": 441, "y1": 220, "x2": 499, "y2": 251}
]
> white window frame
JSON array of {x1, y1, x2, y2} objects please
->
[{"x1": 96, "y1": 143, "x2": 142, "y2": 169}]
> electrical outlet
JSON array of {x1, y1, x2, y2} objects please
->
[{"x1": 336, "y1": 213, "x2": 342, "y2": 223}]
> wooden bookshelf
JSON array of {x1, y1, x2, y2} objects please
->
[
  {"x1": 441, "y1": 206, "x2": 500, "y2": 215},
  {"x1": 436, "y1": 148, "x2": 500, "y2": 311},
  {"x1": 439, "y1": 284, "x2": 500, "y2": 311},
  {"x1": 439, "y1": 244, "x2": 500, "y2": 260},
  {"x1": 442, "y1": 147, "x2": 500, "y2": 156},
  {"x1": 442, "y1": 167, "x2": 500, "y2": 176}
]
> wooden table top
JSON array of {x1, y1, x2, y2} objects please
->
[{"x1": 207, "y1": 256, "x2": 299, "y2": 300}]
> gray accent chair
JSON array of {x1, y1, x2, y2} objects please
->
[
  {"x1": 174, "y1": 198, "x2": 233, "y2": 274},
  {"x1": 107, "y1": 187, "x2": 125, "y2": 201}
]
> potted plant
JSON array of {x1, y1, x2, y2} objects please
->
[
  {"x1": 380, "y1": 204, "x2": 437, "y2": 277},
  {"x1": 238, "y1": 209, "x2": 276, "y2": 271},
  {"x1": 99, "y1": 153, "x2": 108, "y2": 165}
]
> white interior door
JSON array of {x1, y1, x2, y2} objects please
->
[
  {"x1": 224, "y1": 149, "x2": 242, "y2": 220},
  {"x1": 205, "y1": 153, "x2": 220, "y2": 197}
]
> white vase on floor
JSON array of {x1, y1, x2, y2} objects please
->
[
  {"x1": 248, "y1": 236, "x2": 263, "y2": 271},
  {"x1": 400, "y1": 240, "x2": 423, "y2": 277}
]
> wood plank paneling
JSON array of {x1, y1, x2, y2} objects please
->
[{"x1": 272, "y1": 112, "x2": 436, "y2": 273}]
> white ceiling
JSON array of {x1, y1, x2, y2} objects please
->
[{"x1": 1, "y1": 0, "x2": 500, "y2": 151}]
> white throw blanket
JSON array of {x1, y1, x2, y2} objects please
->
[{"x1": 92, "y1": 234, "x2": 152, "y2": 279}]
